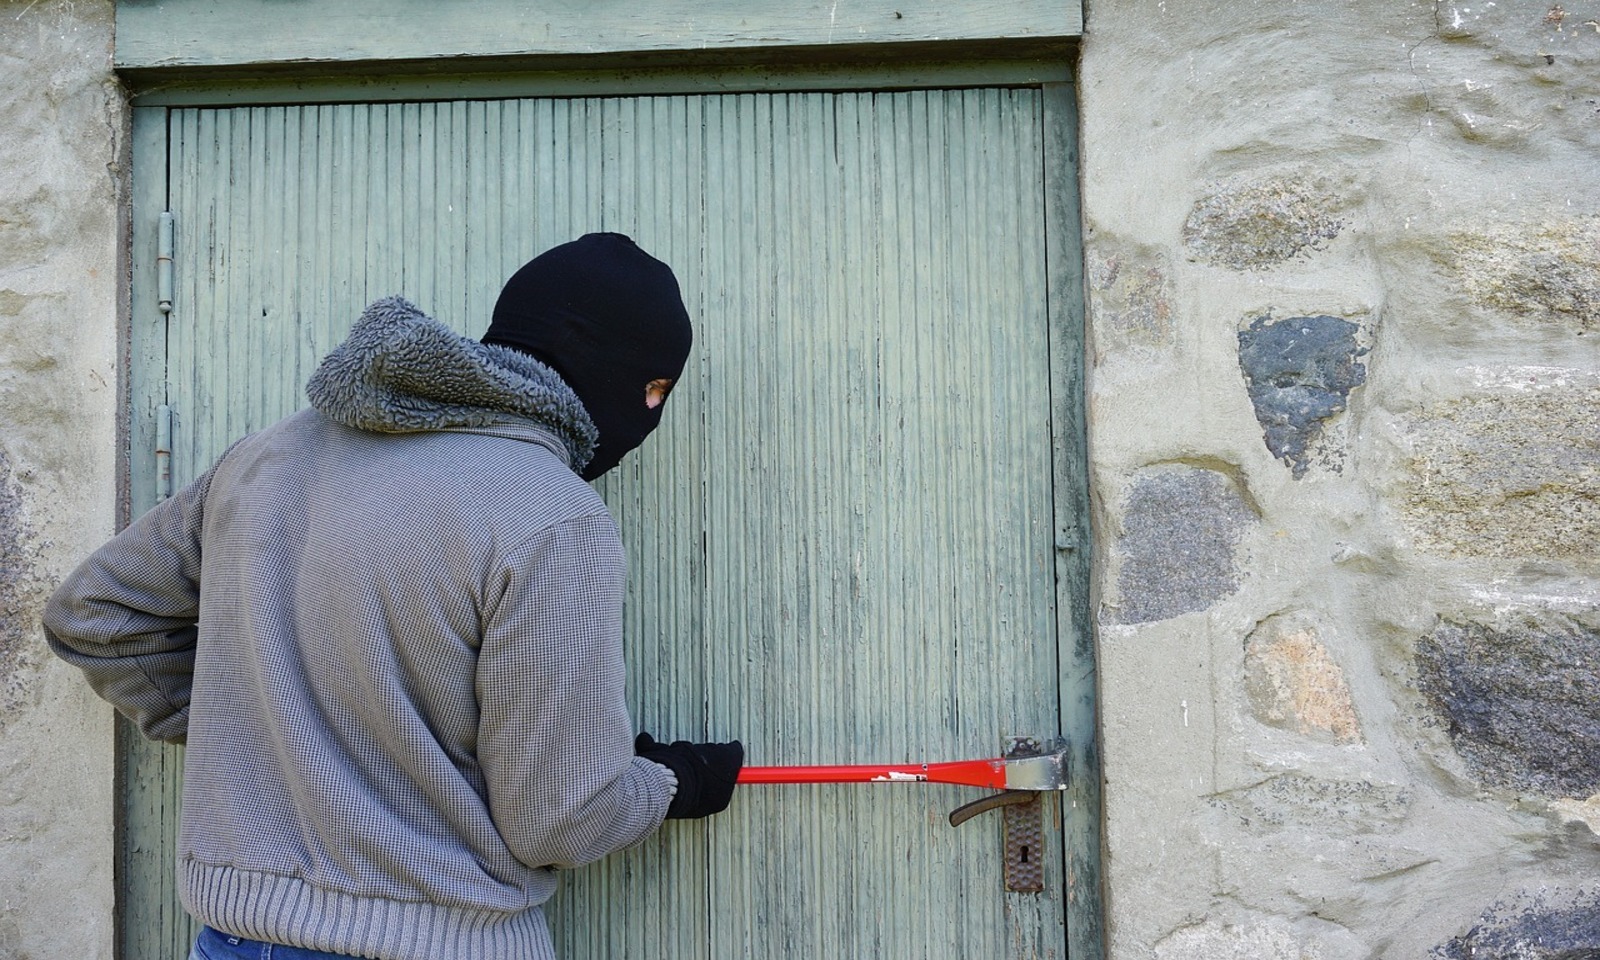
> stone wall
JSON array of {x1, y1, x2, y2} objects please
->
[
  {"x1": 1079, "y1": 1, "x2": 1600, "y2": 957},
  {"x1": 0, "y1": 1, "x2": 122, "y2": 958}
]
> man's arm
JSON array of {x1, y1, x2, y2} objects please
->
[
  {"x1": 41, "y1": 467, "x2": 215, "y2": 744},
  {"x1": 476, "y1": 512, "x2": 676, "y2": 870}
]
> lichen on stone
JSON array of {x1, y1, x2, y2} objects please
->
[
  {"x1": 1245, "y1": 619, "x2": 1363, "y2": 744},
  {"x1": 1402, "y1": 388, "x2": 1600, "y2": 560},
  {"x1": 1183, "y1": 176, "x2": 1345, "y2": 271},
  {"x1": 0, "y1": 448, "x2": 43, "y2": 710},
  {"x1": 1451, "y1": 217, "x2": 1600, "y2": 330}
]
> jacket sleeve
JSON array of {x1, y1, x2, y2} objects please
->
[
  {"x1": 476, "y1": 511, "x2": 676, "y2": 870},
  {"x1": 41, "y1": 465, "x2": 217, "y2": 745}
]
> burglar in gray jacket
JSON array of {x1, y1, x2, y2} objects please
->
[{"x1": 43, "y1": 233, "x2": 741, "y2": 960}]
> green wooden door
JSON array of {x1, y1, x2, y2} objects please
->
[{"x1": 126, "y1": 82, "x2": 1095, "y2": 960}]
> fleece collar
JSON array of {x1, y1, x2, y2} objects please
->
[{"x1": 305, "y1": 296, "x2": 597, "y2": 472}]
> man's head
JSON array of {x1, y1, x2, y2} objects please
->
[{"x1": 483, "y1": 233, "x2": 693, "y2": 480}]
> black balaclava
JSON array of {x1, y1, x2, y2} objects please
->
[{"x1": 483, "y1": 233, "x2": 693, "y2": 480}]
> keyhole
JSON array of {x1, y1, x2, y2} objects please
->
[{"x1": 1019, "y1": 845, "x2": 1031, "y2": 863}]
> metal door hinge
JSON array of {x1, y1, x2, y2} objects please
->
[
  {"x1": 155, "y1": 404, "x2": 172, "y2": 501},
  {"x1": 157, "y1": 211, "x2": 174, "y2": 315}
]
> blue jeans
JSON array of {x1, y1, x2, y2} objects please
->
[{"x1": 190, "y1": 925, "x2": 361, "y2": 960}]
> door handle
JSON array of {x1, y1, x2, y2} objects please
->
[
  {"x1": 947, "y1": 789, "x2": 1036, "y2": 826},
  {"x1": 738, "y1": 735, "x2": 1064, "y2": 894},
  {"x1": 946, "y1": 737, "x2": 1053, "y2": 893}
]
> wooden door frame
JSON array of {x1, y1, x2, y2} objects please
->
[{"x1": 122, "y1": 62, "x2": 1100, "y2": 960}]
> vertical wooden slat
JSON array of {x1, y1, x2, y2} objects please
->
[
  {"x1": 297, "y1": 106, "x2": 320, "y2": 395},
  {"x1": 523, "y1": 99, "x2": 549, "y2": 263},
  {"x1": 1043, "y1": 80, "x2": 1105, "y2": 960},
  {"x1": 123, "y1": 103, "x2": 189, "y2": 960},
  {"x1": 141, "y1": 84, "x2": 1085, "y2": 960}
]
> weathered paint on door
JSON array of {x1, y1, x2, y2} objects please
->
[{"x1": 126, "y1": 85, "x2": 1093, "y2": 959}]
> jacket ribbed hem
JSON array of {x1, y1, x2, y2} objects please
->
[{"x1": 181, "y1": 859, "x2": 555, "y2": 960}]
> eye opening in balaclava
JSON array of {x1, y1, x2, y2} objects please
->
[{"x1": 482, "y1": 232, "x2": 693, "y2": 480}]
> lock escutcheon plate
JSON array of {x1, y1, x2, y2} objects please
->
[{"x1": 1002, "y1": 736, "x2": 1046, "y2": 893}]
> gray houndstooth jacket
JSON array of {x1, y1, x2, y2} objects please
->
[{"x1": 44, "y1": 297, "x2": 676, "y2": 960}]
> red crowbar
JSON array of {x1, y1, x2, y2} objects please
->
[{"x1": 737, "y1": 739, "x2": 1069, "y2": 792}]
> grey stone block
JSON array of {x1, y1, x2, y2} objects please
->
[
  {"x1": 1210, "y1": 774, "x2": 1411, "y2": 837},
  {"x1": 1417, "y1": 616, "x2": 1600, "y2": 798},
  {"x1": 1113, "y1": 466, "x2": 1256, "y2": 624},
  {"x1": 1435, "y1": 889, "x2": 1600, "y2": 960},
  {"x1": 1237, "y1": 314, "x2": 1368, "y2": 478},
  {"x1": 1156, "y1": 917, "x2": 1363, "y2": 960}
]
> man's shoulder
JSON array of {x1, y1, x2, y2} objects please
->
[
  {"x1": 430, "y1": 426, "x2": 611, "y2": 530},
  {"x1": 229, "y1": 409, "x2": 608, "y2": 528}
]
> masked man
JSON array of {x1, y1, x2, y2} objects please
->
[{"x1": 44, "y1": 233, "x2": 742, "y2": 960}]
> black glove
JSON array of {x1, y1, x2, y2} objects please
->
[{"x1": 635, "y1": 732, "x2": 744, "y2": 820}]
